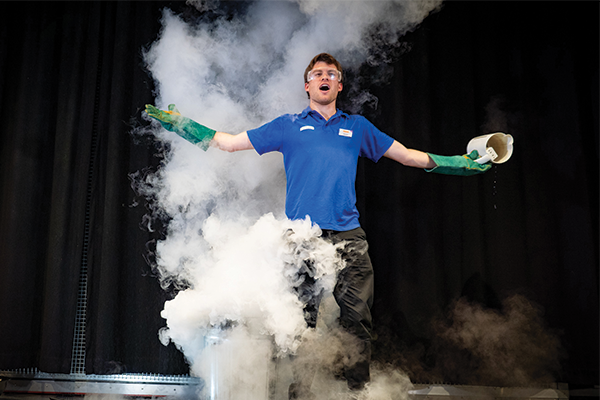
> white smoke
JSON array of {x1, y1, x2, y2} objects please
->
[
  {"x1": 157, "y1": 214, "x2": 344, "y2": 355},
  {"x1": 136, "y1": 0, "x2": 442, "y2": 398}
]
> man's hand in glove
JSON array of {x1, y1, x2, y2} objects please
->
[
  {"x1": 425, "y1": 150, "x2": 492, "y2": 176},
  {"x1": 145, "y1": 104, "x2": 216, "y2": 151}
]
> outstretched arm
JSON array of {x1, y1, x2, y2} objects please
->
[
  {"x1": 383, "y1": 140, "x2": 491, "y2": 176},
  {"x1": 383, "y1": 140, "x2": 436, "y2": 168},
  {"x1": 145, "y1": 104, "x2": 254, "y2": 153},
  {"x1": 211, "y1": 131, "x2": 254, "y2": 152}
]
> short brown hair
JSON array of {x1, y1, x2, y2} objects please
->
[{"x1": 304, "y1": 53, "x2": 343, "y2": 83}]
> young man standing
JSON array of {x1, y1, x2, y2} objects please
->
[{"x1": 146, "y1": 53, "x2": 489, "y2": 398}]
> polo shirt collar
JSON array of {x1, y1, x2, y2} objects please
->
[{"x1": 300, "y1": 106, "x2": 348, "y2": 121}]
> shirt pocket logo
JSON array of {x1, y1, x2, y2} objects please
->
[{"x1": 338, "y1": 128, "x2": 353, "y2": 137}]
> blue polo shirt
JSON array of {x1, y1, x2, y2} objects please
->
[{"x1": 247, "y1": 107, "x2": 394, "y2": 231}]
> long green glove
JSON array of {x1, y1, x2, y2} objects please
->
[
  {"x1": 145, "y1": 104, "x2": 216, "y2": 151},
  {"x1": 425, "y1": 150, "x2": 492, "y2": 176}
]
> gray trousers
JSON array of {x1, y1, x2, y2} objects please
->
[
  {"x1": 292, "y1": 227, "x2": 374, "y2": 394},
  {"x1": 324, "y1": 227, "x2": 374, "y2": 390}
]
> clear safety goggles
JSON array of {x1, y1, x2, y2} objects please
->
[{"x1": 307, "y1": 68, "x2": 342, "y2": 82}]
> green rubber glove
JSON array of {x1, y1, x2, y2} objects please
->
[
  {"x1": 145, "y1": 104, "x2": 216, "y2": 151},
  {"x1": 425, "y1": 150, "x2": 492, "y2": 176}
]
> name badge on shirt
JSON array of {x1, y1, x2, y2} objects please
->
[{"x1": 339, "y1": 128, "x2": 353, "y2": 137}]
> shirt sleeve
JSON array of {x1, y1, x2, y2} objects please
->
[
  {"x1": 359, "y1": 116, "x2": 395, "y2": 162},
  {"x1": 247, "y1": 116, "x2": 285, "y2": 155}
]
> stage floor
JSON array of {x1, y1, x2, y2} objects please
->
[{"x1": 1, "y1": 372, "x2": 589, "y2": 399}]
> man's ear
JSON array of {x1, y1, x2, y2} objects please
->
[
  {"x1": 338, "y1": 82, "x2": 343, "y2": 93},
  {"x1": 305, "y1": 82, "x2": 310, "y2": 99}
]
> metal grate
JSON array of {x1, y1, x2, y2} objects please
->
[
  {"x1": 69, "y1": 261, "x2": 88, "y2": 375},
  {"x1": 69, "y1": 8, "x2": 104, "y2": 375}
]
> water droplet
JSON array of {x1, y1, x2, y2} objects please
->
[{"x1": 493, "y1": 166, "x2": 498, "y2": 210}]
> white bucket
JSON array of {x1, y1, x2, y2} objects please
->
[{"x1": 467, "y1": 132, "x2": 514, "y2": 164}]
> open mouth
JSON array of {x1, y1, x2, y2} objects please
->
[{"x1": 319, "y1": 83, "x2": 330, "y2": 91}]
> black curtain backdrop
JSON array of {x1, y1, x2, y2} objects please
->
[{"x1": 0, "y1": 0, "x2": 597, "y2": 389}]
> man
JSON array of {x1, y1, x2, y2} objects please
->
[{"x1": 145, "y1": 53, "x2": 489, "y2": 398}]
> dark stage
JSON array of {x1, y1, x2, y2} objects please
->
[{"x1": 0, "y1": 0, "x2": 597, "y2": 399}]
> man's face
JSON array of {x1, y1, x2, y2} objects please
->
[{"x1": 305, "y1": 61, "x2": 343, "y2": 106}]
